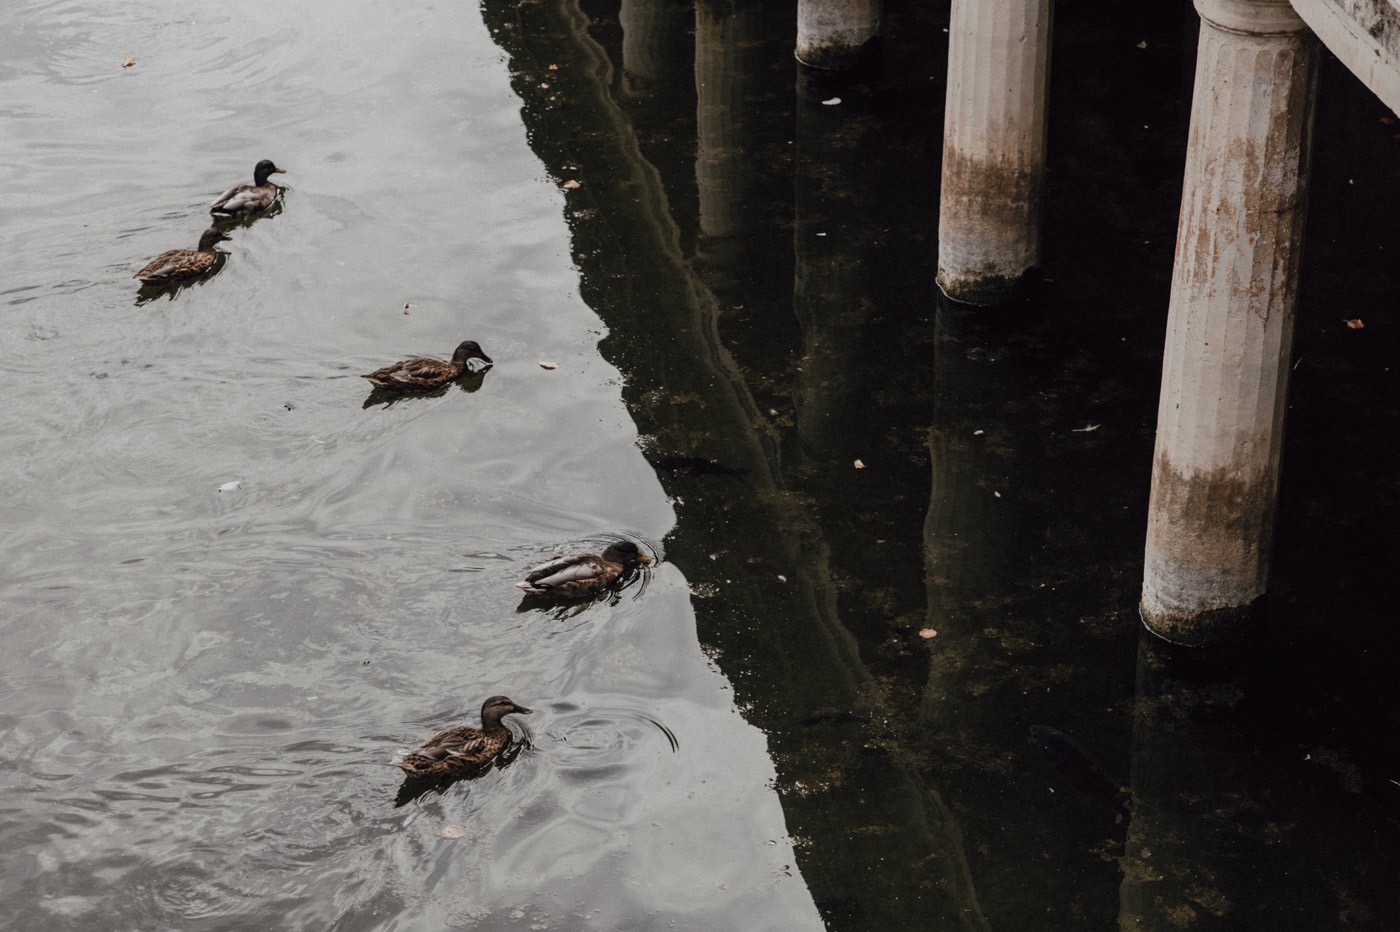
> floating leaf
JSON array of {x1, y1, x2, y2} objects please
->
[
  {"x1": 562, "y1": 179, "x2": 581, "y2": 190},
  {"x1": 852, "y1": 459, "x2": 866, "y2": 469},
  {"x1": 121, "y1": 57, "x2": 136, "y2": 68},
  {"x1": 1345, "y1": 318, "x2": 1365, "y2": 330},
  {"x1": 402, "y1": 302, "x2": 411, "y2": 315},
  {"x1": 821, "y1": 97, "x2": 841, "y2": 106},
  {"x1": 548, "y1": 64, "x2": 559, "y2": 71},
  {"x1": 436, "y1": 824, "x2": 468, "y2": 839},
  {"x1": 218, "y1": 481, "x2": 241, "y2": 493},
  {"x1": 539, "y1": 361, "x2": 558, "y2": 370},
  {"x1": 919, "y1": 628, "x2": 937, "y2": 639}
]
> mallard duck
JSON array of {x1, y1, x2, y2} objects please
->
[
  {"x1": 362, "y1": 340, "x2": 494, "y2": 392},
  {"x1": 134, "y1": 227, "x2": 229, "y2": 285},
  {"x1": 394, "y1": 696, "x2": 532, "y2": 779},
  {"x1": 516, "y1": 541, "x2": 652, "y2": 598},
  {"x1": 210, "y1": 159, "x2": 286, "y2": 219}
]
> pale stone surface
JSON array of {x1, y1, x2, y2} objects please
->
[
  {"x1": 1141, "y1": 0, "x2": 1320, "y2": 645},
  {"x1": 796, "y1": 0, "x2": 882, "y2": 70},
  {"x1": 936, "y1": 0, "x2": 1053, "y2": 305},
  {"x1": 1291, "y1": 0, "x2": 1400, "y2": 115}
]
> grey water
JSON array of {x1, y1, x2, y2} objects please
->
[{"x1": 2, "y1": 0, "x2": 1399, "y2": 929}]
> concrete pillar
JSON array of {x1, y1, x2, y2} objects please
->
[
  {"x1": 937, "y1": 0, "x2": 1053, "y2": 305},
  {"x1": 1141, "y1": 0, "x2": 1319, "y2": 646},
  {"x1": 796, "y1": 0, "x2": 881, "y2": 70}
]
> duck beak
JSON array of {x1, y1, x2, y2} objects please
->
[
  {"x1": 514, "y1": 706, "x2": 533, "y2": 715},
  {"x1": 273, "y1": 167, "x2": 287, "y2": 174},
  {"x1": 638, "y1": 554, "x2": 653, "y2": 565}
]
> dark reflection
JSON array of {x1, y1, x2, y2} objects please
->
[
  {"x1": 484, "y1": 0, "x2": 1400, "y2": 928},
  {"x1": 392, "y1": 737, "x2": 529, "y2": 808},
  {"x1": 360, "y1": 369, "x2": 489, "y2": 408}
]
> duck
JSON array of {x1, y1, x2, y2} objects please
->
[
  {"x1": 362, "y1": 340, "x2": 493, "y2": 392},
  {"x1": 134, "y1": 227, "x2": 229, "y2": 285},
  {"x1": 394, "y1": 695, "x2": 533, "y2": 779},
  {"x1": 210, "y1": 159, "x2": 287, "y2": 219},
  {"x1": 516, "y1": 541, "x2": 652, "y2": 599}
]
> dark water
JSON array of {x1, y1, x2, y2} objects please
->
[{"x1": 3, "y1": 0, "x2": 1399, "y2": 929}]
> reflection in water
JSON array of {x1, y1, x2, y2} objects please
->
[
  {"x1": 4, "y1": 0, "x2": 1400, "y2": 927},
  {"x1": 361, "y1": 368, "x2": 490, "y2": 408}
]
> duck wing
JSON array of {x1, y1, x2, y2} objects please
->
[
  {"x1": 517, "y1": 553, "x2": 617, "y2": 593},
  {"x1": 135, "y1": 249, "x2": 195, "y2": 281},
  {"x1": 210, "y1": 183, "x2": 273, "y2": 217},
  {"x1": 361, "y1": 356, "x2": 458, "y2": 388}
]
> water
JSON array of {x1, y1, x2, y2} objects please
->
[{"x1": 3, "y1": 0, "x2": 1399, "y2": 929}]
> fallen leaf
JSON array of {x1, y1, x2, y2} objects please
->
[
  {"x1": 919, "y1": 628, "x2": 937, "y2": 639},
  {"x1": 539, "y1": 361, "x2": 558, "y2": 370},
  {"x1": 218, "y1": 481, "x2": 241, "y2": 493},
  {"x1": 538, "y1": 82, "x2": 550, "y2": 89},
  {"x1": 436, "y1": 824, "x2": 468, "y2": 839},
  {"x1": 548, "y1": 64, "x2": 559, "y2": 70},
  {"x1": 121, "y1": 57, "x2": 136, "y2": 68},
  {"x1": 562, "y1": 179, "x2": 581, "y2": 190},
  {"x1": 821, "y1": 97, "x2": 841, "y2": 106},
  {"x1": 853, "y1": 459, "x2": 866, "y2": 469},
  {"x1": 1345, "y1": 318, "x2": 1365, "y2": 329}
]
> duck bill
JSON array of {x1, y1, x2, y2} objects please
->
[
  {"x1": 638, "y1": 554, "x2": 653, "y2": 565},
  {"x1": 273, "y1": 167, "x2": 287, "y2": 174},
  {"x1": 514, "y1": 706, "x2": 534, "y2": 715}
]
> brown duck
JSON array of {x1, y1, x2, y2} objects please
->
[
  {"x1": 134, "y1": 228, "x2": 229, "y2": 285},
  {"x1": 516, "y1": 541, "x2": 651, "y2": 599},
  {"x1": 362, "y1": 340, "x2": 493, "y2": 392},
  {"x1": 210, "y1": 159, "x2": 287, "y2": 219},
  {"x1": 394, "y1": 695, "x2": 532, "y2": 779}
]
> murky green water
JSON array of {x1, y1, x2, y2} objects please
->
[{"x1": 3, "y1": 0, "x2": 1398, "y2": 929}]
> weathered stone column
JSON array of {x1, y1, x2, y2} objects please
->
[
  {"x1": 796, "y1": 0, "x2": 881, "y2": 70},
  {"x1": 1141, "y1": 0, "x2": 1319, "y2": 646},
  {"x1": 936, "y1": 0, "x2": 1052, "y2": 305}
]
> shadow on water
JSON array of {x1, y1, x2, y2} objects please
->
[
  {"x1": 360, "y1": 369, "x2": 490, "y2": 409},
  {"x1": 484, "y1": 0, "x2": 1400, "y2": 928}
]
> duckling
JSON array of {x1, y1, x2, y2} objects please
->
[
  {"x1": 362, "y1": 340, "x2": 493, "y2": 392},
  {"x1": 516, "y1": 541, "x2": 652, "y2": 599},
  {"x1": 394, "y1": 696, "x2": 532, "y2": 779},
  {"x1": 210, "y1": 159, "x2": 286, "y2": 219},
  {"x1": 134, "y1": 227, "x2": 229, "y2": 285}
]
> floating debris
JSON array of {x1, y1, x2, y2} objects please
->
[
  {"x1": 853, "y1": 459, "x2": 866, "y2": 469},
  {"x1": 436, "y1": 824, "x2": 468, "y2": 839},
  {"x1": 919, "y1": 628, "x2": 937, "y2": 639},
  {"x1": 121, "y1": 57, "x2": 136, "y2": 68},
  {"x1": 539, "y1": 361, "x2": 558, "y2": 370},
  {"x1": 1345, "y1": 318, "x2": 1365, "y2": 330},
  {"x1": 218, "y1": 481, "x2": 241, "y2": 493},
  {"x1": 821, "y1": 97, "x2": 841, "y2": 106},
  {"x1": 562, "y1": 179, "x2": 581, "y2": 190},
  {"x1": 402, "y1": 302, "x2": 411, "y2": 315},
  {"x1": 1072, "y1": 424, "x2": 1101, "y2": 433}
]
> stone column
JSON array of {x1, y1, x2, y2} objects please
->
[
  {"x1": 936, "y1": 0, "x2": 1053, "y2": 305},
  {"x1": 1141, "y1": 0, "x2": 1319, "y2": 646},
  {"x1": 796, "y1": 0, "x2": 881, "y2": 70}
]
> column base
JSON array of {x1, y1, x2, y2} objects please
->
[{"x1": 1138, "y1": 597, "x2": 1257, "y2": 648}]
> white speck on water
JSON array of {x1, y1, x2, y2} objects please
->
[
  {"x1": 218, "y1": 481, "x2": 240, "y2": 492},
  {"x1": 822, "y1": 97, "x2": 841, "y2": 106}
]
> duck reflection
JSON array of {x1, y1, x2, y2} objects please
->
[{"x1": 361, "y1": 367, "x2": 490, "y2": 409}]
